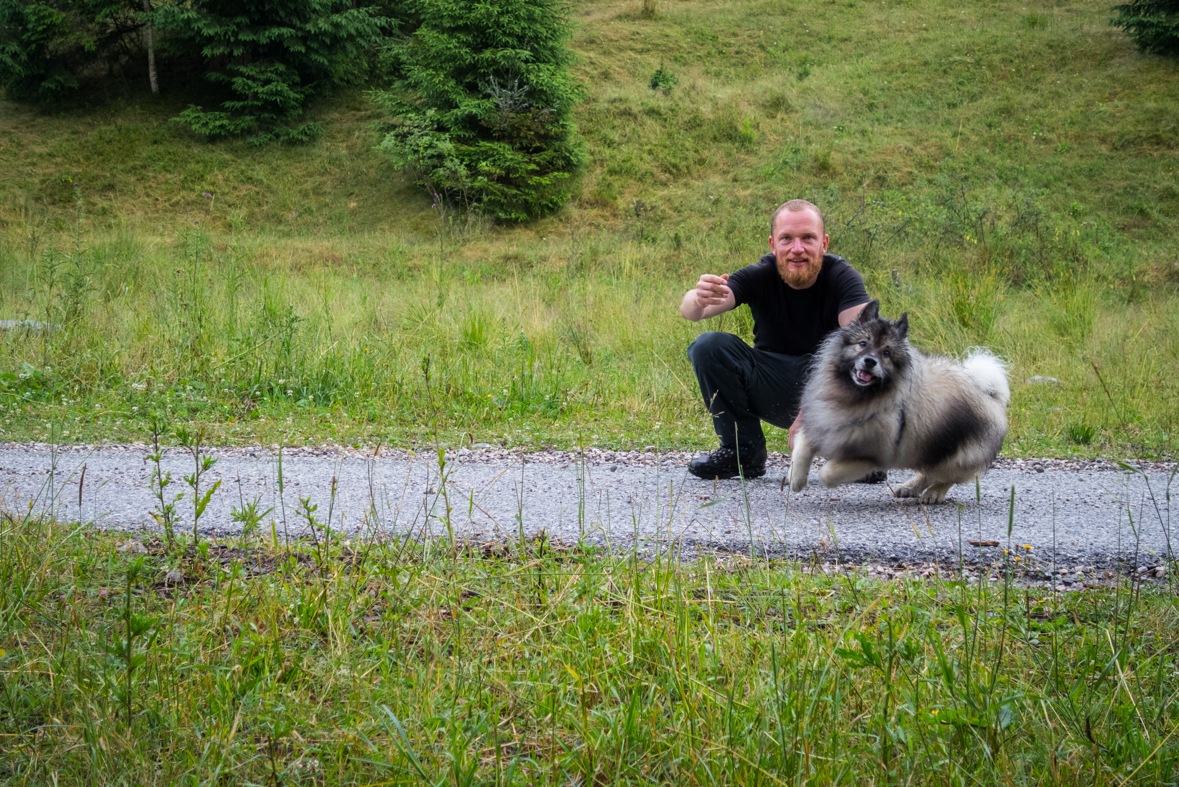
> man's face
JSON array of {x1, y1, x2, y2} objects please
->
[{"x1": 769, "y1": 208, "x2": 829, "y2": 289}]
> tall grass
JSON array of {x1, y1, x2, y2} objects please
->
[
  {"x1": 1, "y1": 494, "x2": 1177, "y2": 784},
  {"x1": 0, "y1": 207, "x2": 1176, "y2": 456},
  {"x1": 0, "y1": 0, "x2": 1177, "y2": 457}
]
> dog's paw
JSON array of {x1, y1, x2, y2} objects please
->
[
  {"x1": 788, "y1": 464, "x2": 808, "y2": 493},
  {"x1": 896, "y1": 480, "x2": 924, "y2": 497},
  {"x1": 919, "y1": 485, "x2": 951, "y2": 504}
]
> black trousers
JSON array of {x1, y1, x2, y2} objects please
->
[{"x1": 686, "y1": 332, "x2": 812, "y2": 453}]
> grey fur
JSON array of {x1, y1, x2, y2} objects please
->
[{"x1": 788, "y1": 300, "x2": 1010, "y2": 504}]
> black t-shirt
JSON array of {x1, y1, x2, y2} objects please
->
[{"x1": 727, "y1": 253, "x2": 869, "y2": 357}]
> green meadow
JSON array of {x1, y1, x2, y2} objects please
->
[{"x1": 1, "y1": 0, "x2": 1177, "y2": 459}]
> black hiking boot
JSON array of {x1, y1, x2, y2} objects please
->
[
  {"x1": 687, "y1": 445, "x2": 768, "y2": 480},
  {"x1": 854, "y1": 469, "x2": 888, "y2": 484}
]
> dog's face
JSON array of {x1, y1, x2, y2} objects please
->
[{"x1": 834, "y1": 300, "x2": 912, "y2": 395}]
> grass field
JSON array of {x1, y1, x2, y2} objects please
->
[
  {"x1": 1, "y1": 484, "x2": 1177, "y2": 785},
  {"x1": 0, "y1": 0, "x2": 1177, "y2": 458}
]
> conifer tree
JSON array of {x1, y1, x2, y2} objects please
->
[
  {"x1": 378, "y1": 0, "x2": 585, "y2": 221},
  {"x1": 0, "y1": 0, "x2": 144, "y2": 103},
  {"x1": 152, "y1": 0, "x2": 388, "y2": 144},
  {"x1": 1113, "y1": 0, "x2": 1179, "y2": 56}
]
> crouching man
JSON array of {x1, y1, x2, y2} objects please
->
[{"x1": 680, "y1": 199, "x2": 881, "y2": 481}]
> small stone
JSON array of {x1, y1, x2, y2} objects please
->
[
  {"x1": 0, "y1": 319, "x2": 58, "y2": 332},
  {"x1": 1026, "y1": 375, "x2": 1061, "y2": 385},
  {"x1": 117, "y1": 540, "x2": 148, "y2": 554},
  {"x1": 164, "y1": 570, "x2": 185, "y2": 586}
]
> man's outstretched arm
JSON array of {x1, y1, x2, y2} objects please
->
[
  {"x1": 837, "y1": 301, "x2": 869, "y2": 327},
  {"x1": 681, "y1": 273, "x2": 737, "y2": 321}
]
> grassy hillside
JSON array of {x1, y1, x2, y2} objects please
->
[{"x1": 0, "y1": 0, "x2": 1177, "y2": 457}]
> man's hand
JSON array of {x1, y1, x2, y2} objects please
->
[
  {"x1": 694, "y1": 273, "x2": 731, "y2": 308},
  {"x1": 788, "y1": 412, "x2": 802, "y2": 452},
  {"x1": 680, "y1": 274, "x2": 736, "y2": 321}
]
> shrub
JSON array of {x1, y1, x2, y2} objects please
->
[
  {"x1": 1112, "y1": 0, "x2": 1179, "y2": 56},
  {"x1": 152, "y1": 0, "x2": 388, "y2": 145},
  {"x1": 377, "y1": 0, "x2": 586, "y2": 222},
  {"x1": 649, "y1": 63, "x2": 677, "y2": 92},
  {"x1": 0, "y1": 0, "x2": 143, "y2": 104}
]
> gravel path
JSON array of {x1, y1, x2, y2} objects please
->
[{"x1": 1, "y1": 442, "x2": 1175, "y2": 570}]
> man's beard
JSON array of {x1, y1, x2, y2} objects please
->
[{"x1": 777, "y1": 256, "x2": 823, "y2": 288}]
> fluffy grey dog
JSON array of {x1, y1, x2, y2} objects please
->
[{"x1": 787, "y1": 300, "x2": 1010, "y2": 503}]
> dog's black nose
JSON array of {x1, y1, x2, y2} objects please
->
[{"x1": 862, "y1": 357, "x2": 877, "y2": 369}]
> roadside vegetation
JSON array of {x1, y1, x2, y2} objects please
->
[{"x1": 1, "y1": 0, "x2": 1177, "y2": 459}]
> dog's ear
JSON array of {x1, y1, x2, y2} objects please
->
[
  {"x1": 894, "y1": 312, "x2": 909, "y2": 337},
  {"x1": 854, "y1": 300, "x2": 880, "y2": 324}
]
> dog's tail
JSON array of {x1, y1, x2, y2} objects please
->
[{"x1": 962, "y1": 350, "x2": 1010, "y2": 407}]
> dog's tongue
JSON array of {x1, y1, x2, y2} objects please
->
[{"x1": 858, "y1": 371, "x2": 874, "y2": 383}]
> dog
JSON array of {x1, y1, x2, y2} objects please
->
[{"x1": 787, "y1": 300, "x2": 1010, "y2": 504}]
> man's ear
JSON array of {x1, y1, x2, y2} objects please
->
[
  {"x1": 854, "y1": 300, "x2": 880, "y2": 324},
  {"x1": 895, "y1": 312, "x2": 909, "y2": 337}
]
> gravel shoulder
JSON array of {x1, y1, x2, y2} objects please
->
[{"x1": 1, "y1": 442, "x2": 1175, "y2": 573}]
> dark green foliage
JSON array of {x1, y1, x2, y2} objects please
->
[
  {"x1": 0, "y1": 0, "x2": 143, "y2": 103},
  {"x1": 377, "y1": 0, "x2": 586, "y2": 221},
  {"x1": 649, "y1": 63, "x2": 676, "y2": 92},
  {"x1": 152, "y1": 0, "x2": 388, "y2": 145},
  {"x1": 1113, "y1": 0, "x2": 1179, "y2": 56}
]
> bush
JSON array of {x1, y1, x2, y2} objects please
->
[
  {"x1": 377, "y1": 0, "x2": 586, "y2": 222},
  {"x1": 1112, "y1": 0, "x2": 1179, "y2": 56},
  {"x1": 0, "y1": 0, "x2": 143, "y2": 104},
  {"x1": 152, "y1": 0, "x2": 388, "y2": 145},
  {"x1": 649, "y1": 64, "x2": 677, "y2": 92}
]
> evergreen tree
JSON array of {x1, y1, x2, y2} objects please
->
[
  {"x1": 0, "y1": 0, "x2": 144, "y2": 103},
  {"x1": 152, "y1": 0, "x2": 388, "y2": 145},
  {"x1": 1113, "y1": 0, "x2": 1179, "y2": 56},
  {"x1": 378, "y1": 0, "x2": 585, "y2": 221}
]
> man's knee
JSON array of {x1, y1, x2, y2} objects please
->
[{"x1": 687, "y1": 332, "x2": 746, "y2": 369}]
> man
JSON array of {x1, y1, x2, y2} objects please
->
[{"x1": 680, "y1": 199, "x2": 878, "y2": 480}]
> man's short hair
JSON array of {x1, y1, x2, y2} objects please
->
[{"x1": 770, "y1": 199, "x2": 825, "y2": 236}]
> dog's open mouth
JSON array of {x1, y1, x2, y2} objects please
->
[{"x1": 853, "y1": 369, "x2": 878, "y2": 386}]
